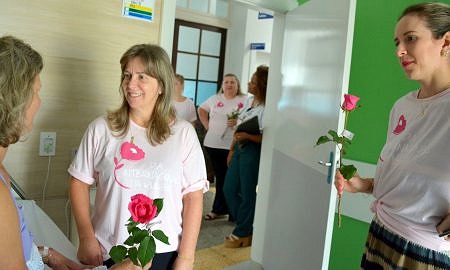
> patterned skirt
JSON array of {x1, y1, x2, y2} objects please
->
[{"x1": 361, "y1": 218, "x2": 450, "y2": 270}]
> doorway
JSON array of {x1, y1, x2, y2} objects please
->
[{"x1": 172, "y1": 19, "x2": 227, "y2": 106}]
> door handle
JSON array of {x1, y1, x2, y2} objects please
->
[
  {"x1": 318, "y1": 160, "x2": 332, "y2": 167},
  {"x1": 318, "y1": 152, "x2": 334, "y2": 184}
]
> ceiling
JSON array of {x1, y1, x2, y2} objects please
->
[{"x1": 235, "y1": 0, "x2": 300, "y2": 13}]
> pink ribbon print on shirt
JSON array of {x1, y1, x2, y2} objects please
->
[
  {"x1": 114, "y1": 136, "x2": 145, "y2": 189},
  {"x1": 393, "y1": 115, "x2": 406, "y2": 135}
]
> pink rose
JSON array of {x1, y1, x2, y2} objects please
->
[
  {"x1": 237, "y1": 102, "x2": 244, "y2": 109},
  {"x1": 120, "y1": 142, "x2": 145, "y2": 161},
  {"x1": 217, "y1": 101, "x2": 224, "y2": 107},
  {"x1": 341, "y1": 94, "x2": 360, "y2": 112},
  {"x1": 128, "y1": 194, "x2": 158, "y2": 224}
]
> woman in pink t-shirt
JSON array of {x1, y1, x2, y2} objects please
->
[
  {"x1": 198, "y1": 74, "x2": 247, "y2": 221},
  {"x1": 70, "y1": 44, "x2": 207, "y2": 270},
  {"x1": 335, "y1": 3, "x2": 450, "y2": 269}
]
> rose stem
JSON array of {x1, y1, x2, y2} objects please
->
[{"x1": 338, "y1": 194, "x2": 342, "y2": 228}]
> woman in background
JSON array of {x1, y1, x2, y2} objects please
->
[
  {"x1": 198, "y1": 74, "x2": 247, "y2": 221},
  {"x1": 69, "y1": 43, "x2": 207, "y2": 270},
  {"x1": 223, "y1": 65, "x2": 268, "y2": 248},
  {"x1": 173, "y1": 74, "x2": 197, "y2": 124},
  {"x1": 0, "y1": 35, "x2": 90, "y2": 270},
  {"x1": 335, "y1": 2, "x2": 450, "y2": 269}
]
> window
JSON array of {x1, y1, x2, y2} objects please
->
[{"x1": 172, "y1": 19, "x2": 227, "y2": 106}]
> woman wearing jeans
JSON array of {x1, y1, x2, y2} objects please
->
[{"x1": 223, "y1": 65, "x2": 268, "y2": 248}]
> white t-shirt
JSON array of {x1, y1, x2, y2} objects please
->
[
  {"x1": 200, "y1": 93, "x2": 247, "y2": 149},
  {"x1": 373, "y1": 88, "x2": 450, "y2": 251},
  {"x1": 237, "y1": 96, "x2": 264, "y2": 132},
  {"x1": 68, "y1": 116, "x2": 208, "y2": 258},
  {"x1": 173, "y1": 98, "x2": 197, "y2": 123}
]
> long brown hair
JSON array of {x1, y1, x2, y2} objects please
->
[
  {"x1": 399, "y1": 2, "x2": 450, "y2": 39},
  {"x1": 0, "y1": 36, "x2": 43, "y2": 147},
  {"x1": 253, "y1": 65, "x2": 269, "y2": 105},
  {"x1": 107, "y1": 44, "x2": 176, "y2": 145}
]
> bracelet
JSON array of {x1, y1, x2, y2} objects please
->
[
  {"x1": 39, "y1": 246, "x2": 51, "y2": 265},
  {"x1": 177, "y1": 254, "x2": 194, "y2": 263}
]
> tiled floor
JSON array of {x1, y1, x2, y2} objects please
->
[
  {"x1": 197, "y1": 185, "x2": 234, "y2": 249},
  {"x1": 194, "y1": 185, "x2": 251, "y2": 269}
]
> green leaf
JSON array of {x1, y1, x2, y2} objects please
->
[
  {"x1": 127, "y1": 220, "x2": 138, "y2": 233},
  {"x1": 128, "y1": 247, "x2": 139, "y2": 266},
  {"x1": 137, "y1": 236, "x2": 156, "y2": 267},
  {"x1": 125, "y1": 226, "x2": 148, "y2": 246},
  {"x1": 152, "y1": 230, "x2": 170, "y2": 245},
  {"x1": 328, "y1": 130, "x2": 339, "y2": 141},
  {"x1": 133, "y1": 228, "x2": 149, "y2": 243},
  {"x1": 340, "y1": 164, "x2": 357, "y2": 180},
  {"x1": 315, "y1": 135, "x2": 331, "y2": 146},
  {"x1": 109, "y1": 245, "x2": 127, "y2": 264},
  {"x1": 342, "y1": 137, "x2": 352, "y2": 146},
  {"x1": 124, "y1": 234, "x2": 136, "y2": 246},
  {"x1": 154, "y1": 198, "x2": 164, "y2": 215}
]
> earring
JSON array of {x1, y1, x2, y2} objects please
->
[
  {"x1": 441, "y1": 49, "x2": 449, "y2": 57},
  {"x1": 158, "y1": 91, "x2": 162, "y2": 95}
]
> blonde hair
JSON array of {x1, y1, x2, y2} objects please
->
[
  {"x1": 0, "y1": 36, "x2": 43, "y2": 147},
  {"x1": 107, "y1": 44, "x2": 176, "y2": 145}
]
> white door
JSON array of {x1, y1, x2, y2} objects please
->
[{"x1": 251, "y1": 0, "x2": 356, "y2": 269}]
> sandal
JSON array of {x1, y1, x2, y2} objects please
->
[
  {"x1": 204, "y1": 212, "x2": 218, "y2": 220},
  {"x1": 224, "y1": 234, "x2": 252, "y2": 248}
]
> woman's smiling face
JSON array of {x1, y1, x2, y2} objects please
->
[
  {"x1": 122, "y1": 57, "x2": 160, "y2": 116},
  {"x1": 222, "y1": 75, "x2": 238, "y2": 97}
]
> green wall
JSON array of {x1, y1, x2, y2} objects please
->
[
  {"x1": 329, "y1": 0, "x2": 450, "y2": 269},
  {"x1": 330, "y1": 215, "x2": 369, "y2": 269},
  {"x1": 346, "y1": 0, "x2": 426, "y2": 164}
]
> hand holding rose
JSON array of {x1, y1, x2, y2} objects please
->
[
  {"x1": 315, "y1": 93, "x2": 361, "y2": 227},
  {"x1": 109, "y1": 194, "x2": 169, "y2": 268}
]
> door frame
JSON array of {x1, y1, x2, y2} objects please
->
[{"x1": 172, "y1": 19, "x2": 227, "y2": 105}]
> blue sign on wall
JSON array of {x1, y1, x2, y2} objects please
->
[
  {"x1": 250, "y1": 43, "x2": 265, "y2": 50},
  {"x1": 258, "y1": 12, "x2": 273, "y2": 19}
]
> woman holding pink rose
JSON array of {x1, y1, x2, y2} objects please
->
[
  {"x1": 198, "y1": 73, "x2": 247, "y2": 221},
  {"x1": 69, "y1": 43, "x2": 208, "y2": 270},
  {"x1": 335, "y1": 2, "x2": 450, "y2": 269}
]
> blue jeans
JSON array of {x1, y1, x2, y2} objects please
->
[{"x1": 224, "y1": 142, "x2": 261, "y2": 237}]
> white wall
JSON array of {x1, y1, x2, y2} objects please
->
[
  {"x1": 224, "y1": 2, "x2": 273, "y2": 92},
  {"x1": 224, "y1": 1, "x2": 248, "y2": 84},
  {"x1": 160, "y1": 0, "x2": 176, "y2": 58},
  {"x1": 1, "y1": 0, "x2": 163, "y2": 236}
]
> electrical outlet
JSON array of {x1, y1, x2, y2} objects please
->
[{"x1": 39, "y1": 132, "x2": 56, "y2": 156}]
